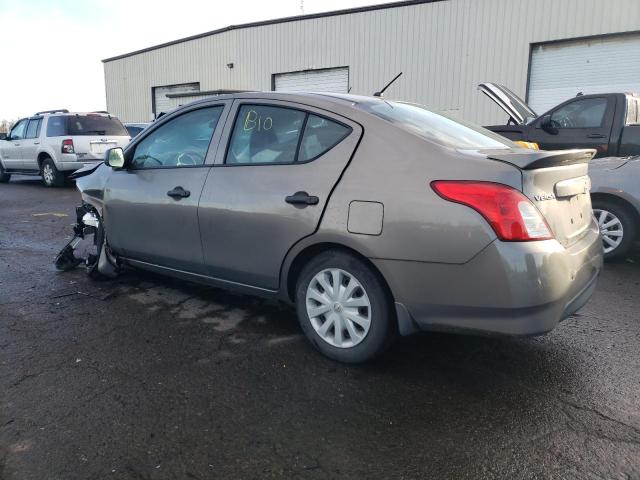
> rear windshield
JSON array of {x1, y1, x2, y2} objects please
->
[
  {"x1": 361, "y1": 101, "x2": 516, "y2": 149},
  {"x1": 66, "y1": 115, "x2": 128, "y2": 136}
]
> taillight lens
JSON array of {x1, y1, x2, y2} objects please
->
[
  {"x1": 431, "y1": 180, "x2": 553, "y2": 241},
  {"x1": 61, "y1": 139, "x2": 74, "y2": 154}
]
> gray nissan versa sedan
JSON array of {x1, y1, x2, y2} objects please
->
[{"x1": 56, "y1": 92, "x2": 603, "y2": 363}]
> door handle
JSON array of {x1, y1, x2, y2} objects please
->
[
  {"x1": 167, "y1": 186, "x2": 190, "y2": 199},
  {"x1": 285, "y1": 191, "x2": 319, "y2": 206},
  {"x1": 33, "y1": 142, "x2": 40, "y2": 145},
  {"x1": 14, "y1": 143, "x2": 20, "y2": 146},
  {"x1": 587, "y1": 133, "x2": 606, "y2": 139}
]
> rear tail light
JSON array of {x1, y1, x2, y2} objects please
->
[
  {"x1": 431, "y1": 180, "x2": 553, "y2": 241},
  {"x1": 61, "y1": 139, "x2": 74, "y2": 154}
]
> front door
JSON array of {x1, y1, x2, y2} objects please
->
[
  {"x1": 198, "y1": 100, "x2": 362, "y2": 290},
  {"x1": 103, "y1": 103, "x2": 229, "y2": 273},
  {"x1": 21, "y1": 117, "x2": 43, "y2": 170},
  {"x1": 529, "y1": 96, "x2": 615, "y2": 157},
  {"x1": 1, "y1": 119, "x2": 28, "y2": 170}
]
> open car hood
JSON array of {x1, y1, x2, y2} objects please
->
[{"x1": 478, "y1": 83, "x2": 537, "y2": 125}]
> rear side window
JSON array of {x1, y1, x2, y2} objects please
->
[
  {"x1": 25, "y1": 118, "x2": 42, "y2": 139},
  {"x1": 226, "y1": 105, "x2": 306, "y2": 164},
  {"x1": 225, "y1": 106, "x2": 351, "y2": 165},
  {"x1": 299, "y1": 115, "x2": 351, "y2": 162},
  {"x1": 46, "y1": 116, "x2": 66, "y2": 137},
  {"x1": 550, "y1": 98, "x2": 608, "y2": 129},
  {"x1": 67, "y1": 115, "x2": 128, "y2": 136},
  {"x1": 361, "y1": 101, "x2": 514, "y2": 149}
]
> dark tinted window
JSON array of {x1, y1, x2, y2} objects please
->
[
  {"x1": 362, "y1": 101, "x2": 514, "y2": 149},
  {"x1": 226, "y1": 105, "x2": 306, "y2": 164},
  {"x1": 25, "y1": 118, "x2": 42, "y2": 139},
  {"x1": 67, "y1": 115, "x2": 128, "y2": 136},
  {"x1": 9, "y1": 119, "x2": 28, "y2": 140},
  {"x1": 550, "y1": 98, "x2": 608, "y2": 129},
  {"x1": 126, "y1": 126, "x2": 144, "y2": 137},
  {"x1": 46, "y1": 116, "x2": 66, "y2": 137},
  {"x1": 299, "y1": 115, "x2": 351, "y2": 162},
  {"x1": 131, "y1": 107, "x2": 223, "y2": 169}
]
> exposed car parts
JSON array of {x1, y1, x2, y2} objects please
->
[{"x1": 55, "y1": 204, "x2": 119, "y2": 278}]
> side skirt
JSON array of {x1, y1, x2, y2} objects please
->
[{"x1": 121, "y1": 257, "x2": 281, "y2": 300}]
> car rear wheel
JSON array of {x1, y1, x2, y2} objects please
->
[
  {"x1": 592, "y1": 199, "x2": 636, "y2": 260},
  {"x1": 42, "y1": 158, "x2": 64, "y2": 187},
  {"x1": 0, "y1": 163, "x2": 10, "y2": 183},
  {"x1": 295, "y1": 250, "x2": 396, "y2": 363}
]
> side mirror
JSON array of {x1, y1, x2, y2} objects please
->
[
  {"x1": 105, "y1": 147, "x2": 125, "y2": 169},
  {"x1": 0, "y1": 133, "x2": 7, "y2": 140},
  {"x1": 540, "y1": 115, "x2": 558, "y2": 134}
]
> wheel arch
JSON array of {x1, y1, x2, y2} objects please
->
[
  {"x1": 37, "y1": 150, "x2": 53, "y2": 170},
  {"x1": 282, "y1": 239, "x2": 395, "y2": 306}
]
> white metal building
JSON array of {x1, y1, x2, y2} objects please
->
[{"x1": 103, "y1": 0, "x2": 640, "y2": 124}]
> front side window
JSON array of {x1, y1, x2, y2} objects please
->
[
  {"x1": 550, "y1": 98, "x2": 608, "y2": 129},
  {"x1": 46, "y1": 116, "x2": 66, "y2": 137},
  {"x1": 9, "y1": 119, "x2": 27, "y2": 140},
  {"x1": 25, "y1": 119, "x2": 42, "y2": 139},
  {"x1": 226, "y1": 105, "x2": 306, "y2": 164},
  {"x1": 361, "y1": 101, "x2": 514, "y2": 149},
  {"x1": 131, "y1": 106, "x2": 223, "y2": 169}
]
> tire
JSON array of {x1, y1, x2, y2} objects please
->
[
  {"x1": 0, "y1": 162, "x2": 10, "y2": 183},
  {"x1": 295, "y1": 250, "x2": 397, "y2": 363},
  {"x1": 592, "y1": 198, "x2": 637, "y2": 260},
  {"x1": 41, "y1": 158, "x2": 64, "y2": 187}
]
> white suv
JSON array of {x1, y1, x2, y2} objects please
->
[{"x1": 0, "y1": 110, "x2": 130, "y2": 187}]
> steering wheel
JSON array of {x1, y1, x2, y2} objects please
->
[
  {"x1": 556, "y1": 116, "x2": 575, "y2": 128},
  {"x1": 176, "y1": 150, "x2": 204, "y2": 166}
]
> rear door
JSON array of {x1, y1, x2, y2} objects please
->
[
  {"x1": 1, "y1": 119, "x2": 28, "y2": 169},
  {"x1": 198, "y1": 99, "x2": 362, "y2": 290},
  {"x1": 21, "y1": 117, "x2": 43, "y2": 170},
  {"x1": 103, "y1": 103, "x2": 230, "y2": 273},
  {"x1": 529, "y1": 96, "x2": 615, "y2": 156}
]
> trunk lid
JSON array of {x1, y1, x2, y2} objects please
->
[
  {"x1": 487, "y1": 148, "x2": 596, "y2": 247},
  {"x1": 478, "y1": 83, "x2": 537, "y2": 125}
]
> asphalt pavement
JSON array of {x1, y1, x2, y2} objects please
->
[{"x1": 1, "y1": 176, "x2": 639, "y2": 480}]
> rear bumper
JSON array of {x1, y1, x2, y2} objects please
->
[
  {"x1": 373, "y1": 219, "x2": 603, "y2": 336},
  {"x1": 58, "y1": 160, "x2": 102, "y2": 172}
]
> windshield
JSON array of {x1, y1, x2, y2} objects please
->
[
  {"x1": 362, "y1": 101, "x2": 516, "y2": 149},
  {"x1": 66, "y1": 115, "x2": 128, "y2": 136}
]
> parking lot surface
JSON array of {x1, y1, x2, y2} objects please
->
[{"x1": 1, "y1": 177, "x2": 639, "y2": 479}]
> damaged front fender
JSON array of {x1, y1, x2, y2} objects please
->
[{"x1": 55, "y1": 204, "x2": 119, "y2": 278}]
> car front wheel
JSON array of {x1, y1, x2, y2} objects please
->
[
  {"x1": 0, "y1": 162, "x2": 10, "y2": 183},
  {"x1": 592, "y1": 199, "x2": 637, "y2": 260},
  {"x1": 295, "y1": 250, "x2": 396, "y2": 363},
  {"x1": 42, "y1": 158, "x2": 64, "y2": 187}
]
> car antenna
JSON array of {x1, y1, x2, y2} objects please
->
[{"x1": 373, "y1": 72, "x2": 403, "y2": 97}]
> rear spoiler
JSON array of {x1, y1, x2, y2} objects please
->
[{"x1": 487, "y1": 149, "x2": 596, "y2": 170}]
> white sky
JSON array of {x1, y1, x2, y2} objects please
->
[{"x1": 0, "y1": 0, "x2": 391, "y2": 120}]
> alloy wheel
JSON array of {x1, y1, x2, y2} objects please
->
[
  {"x1": 594, "y1": 208, "x2": 624, "y2": 254},
  {"x1": 306, "y1": 268, "x2": 372, "y2": 348},
  {"x1": 43, "y1": 164, "x2": 55, "y2": 185}
]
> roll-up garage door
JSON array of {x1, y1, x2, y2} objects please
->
[
  {"x1": 274, "y1": 67, "x2": 349, "y2": 93},
  {"x1": 153, "y1": 83, "x2": 200, "y2": 117},
  {"x1": 528, "y1": 34, "x2": 640, "y2": 115}
]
